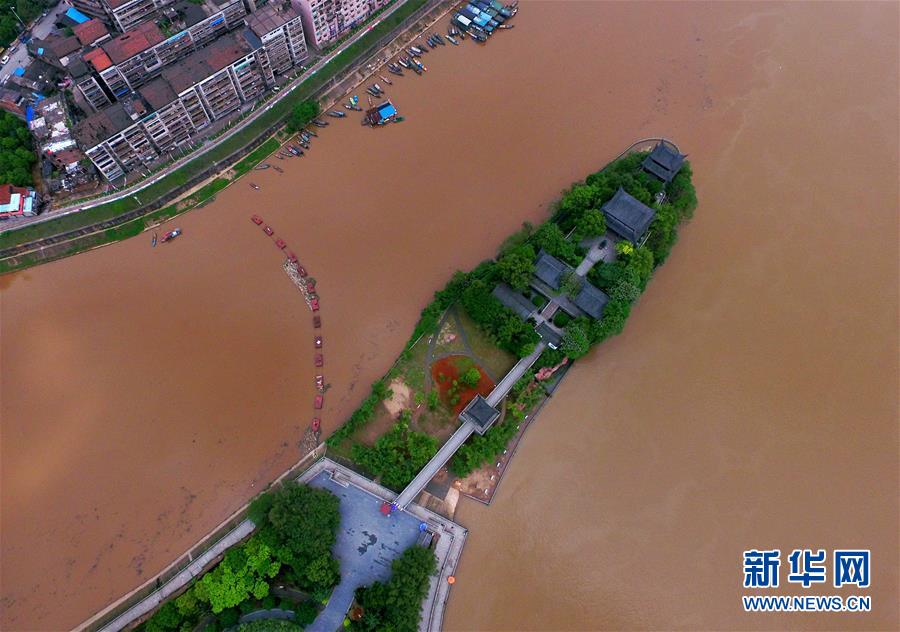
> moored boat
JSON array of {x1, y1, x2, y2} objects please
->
[
  {"x1": 311, "y1": 417, "x2": 321, "y2": 432},
  {"x1": 305, "y1": 127, "x2": 318, "y2": 137},
  {"x1": 314, "y1": 353, "x2": 323, "y2": 367},
  {"x1": 250, "y1": 182, "x2": 260, "y2": 190},
  {"x1": 314, "y1": 335, "x2": 323, "y2": 348},
  {"x1": 161, "y1": 228, "x2": 182, "y2": 243},
  {"x1": 251, "y1": 214, "x2": 263, "y2": 224},
  {"x1": 272, "y1": 165, "x2": 284, "y2": 173},
  {"x1": 311, "y1": 118, "x2": 328, "y2": 127},
  {"x1": 263, "y1": 225, "x2": 273, "y2": 236},
  {"x1": 275, "y1": 238, "x2": 287, "y2": 249},
  {"x1": 314, "y1": 394, "x2": 323, "y2": 409},
  {"x1": 379, "y1": 75, "x2": 392, "y2": 85},
  {"x1": 151, "y1": 233, "x2": 157, "y2": 247},
  {"x1": 447, "y1": 35, "x2": 458, "y2": 45}
]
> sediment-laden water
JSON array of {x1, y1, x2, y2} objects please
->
[{"x1": 1, "y1": 1, "x2": 897, "y2": 629}]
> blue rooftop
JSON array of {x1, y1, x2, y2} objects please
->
[
  {"x1": 65, "y1": 7, "x2": 91, "y2": 24},
  {"x1": 377, "y1": 103, "x2": 397, "y2": 118}
]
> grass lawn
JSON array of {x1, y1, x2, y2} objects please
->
[{"x1": 455, "y1": 308, "x2": 517, "y2": 379}]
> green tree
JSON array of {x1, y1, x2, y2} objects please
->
[
  {"x1": 144, "y1": 602, "x2": 181, "y2": 632},
  {"x1": 0, "y1": 112, "x2": 36, "y2": 187},
  {"x1": 287, "y1": 100, "x2": 321, "y2": 132},
  {"x1": 495, "y1": 243, "x2": 535, "y2": 291},
  {"x1": 561, "y1": 321, "x2": 590, "y2": 359},
  {"x1": 352, "y1": 420, "x2": 437, "y2": 490},
  {"x1": 193, "y1": 536, "x2": 280, "y2": 613},
  {"x1": 426, "y1": 390, "x2": 439, "y2": 410},
  {"x1": 574, "y1": 208, "x2": 606, "y2": 239},
  {"x1": 304, "y1": 553, "x2": 340, "y2": 589},
  {"x1": 352, "y1": 545, "x2": 437, "y2": 632},
  {"x1": 589, "y1": 299, "x2": 631, "y2": 343},
  {"x1": 529, "y1": 223, "x2": 577, "y2": 264},
  {"x1": 559, "y1": 269, "x2": 582, "y2": 298},
  {"x1": 610, "y1": 278, "x2": 641, "y2": 304},
  {"x1": 623, "y1": 246, "x2": 654, "y2": 289},
  {"x1": 460, "y1": 367, "x2": 481, "y2": 388},
  {"x1": 255, "y1": 483, "x2": 341, "y2": 591}
]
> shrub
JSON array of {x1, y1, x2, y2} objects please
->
[
  {"x1": 426, "y1": 390, "x2": 439, "y2": 411},
  {"x1": 351, "y1": 421, "x2": 437, "y2": 490},
  {"x1": 460, "y1": 367, "x2": 481, "y2": 388},
  {"x1": 553, "y1": 312, "x2": 570, "y2": 328},
  {"x1": 293, "y1": 600, "x2": 319, "y2": 626},
  {"x1": 287, "y1": 100, "x2": 320, "y2": 132}
]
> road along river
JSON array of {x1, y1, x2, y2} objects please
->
[{"x1": 1, "y1": 1, "x2": 897, "y2": 629}]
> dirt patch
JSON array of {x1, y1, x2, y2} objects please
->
[
  {"x1": 383, "y1": 378, "x2": 412, "y2": 417},
  {"x1": 430, "y1": 355, "x2": 495, "y2": 415}
]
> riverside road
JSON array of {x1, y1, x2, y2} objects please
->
[{"x1": 0, "y1": 0, "x2": 434, "y2": 237}]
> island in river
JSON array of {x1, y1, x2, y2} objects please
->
[{"x1": 1, "y1": 1, "x2": 897, "y2": 630}]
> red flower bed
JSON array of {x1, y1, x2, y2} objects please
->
[{"x1": 430, "y1": 355, "x2": 496, "y2": 414}]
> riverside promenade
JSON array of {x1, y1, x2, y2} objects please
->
[
  {"x1": 90, "y1": 457, "x2": 466, "y2": 632},
  {"x1": 298, "y1": 459, "x2": 467, "y2": 632}
]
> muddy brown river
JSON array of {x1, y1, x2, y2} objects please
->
[{"x1": 1, "y1": 1, "x2": 897, "y2": 629}]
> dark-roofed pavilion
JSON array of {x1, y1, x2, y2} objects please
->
[
  {"x1": 534, "y1": 250, "x2": 572, "y2": 290},
  {"x1": 601, "y1": 188, "x2": 657, "y2": 244},
  {"x1": 492, "y1": 283, "x2": 536, "y2": 320},
  {"x1": 459, "y1": 395, "x2": 501, "y2": 434},
  {"x1": 642, "y1": 141, "x2": 686, "y2": 183},
  {"x1": 574, "y1": 282, "x2": 610, "y2": 319}
]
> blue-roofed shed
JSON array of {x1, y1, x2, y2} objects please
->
[{"x1": 65, "y1": 7, "x2": 91, "y2": 23}]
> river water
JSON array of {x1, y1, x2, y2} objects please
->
[{"x1": 1, "y1": 1, "x2": 897, "y2": 629}]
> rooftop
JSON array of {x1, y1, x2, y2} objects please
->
[
  {"x1": 246, "y1": 0, "x2": 301, "y2": 37},
  {"x1": 492, "y1": 283, "x2": 536, "y2": 320},
  {"x1": 139, "y1": 76, "x2": 178, "y2": 110},
  {"x1": 601, "y1": 187, "x2": 657, "y2": 244},
  {"x1": 534, "y1": 250, "x2": 573, "y2": 290},
  {"x1": 73, "y1": 102, "x2": 135, "y2": 148},
  {"x1": 642, "y1": 141, "x2": 686, "y2": 183},
  {"x1": 459, "y1": 395, "x2": 501, "y2": 433},
  {"x1": 83, "y1": 47, "x2": 114, "y2": 71},
  {"x1": 73, "y1": 19, "x2": 110, "y2": 46},
  {"x1": 573, "y1": 282, "x2": 609, "y2": 320},
  {"x1": 102, "y1": 21, "x2": 165, "y2": 64},
  {"x1": 49, "y1": 35, "x2": 83, "y2": 58},
  {"x1": 161, "y1": 33, "x2": 250, "y2": 93}
]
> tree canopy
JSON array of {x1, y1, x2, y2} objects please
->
[
  {"x1": 287, "y1": 100, "x2": 321, "y2": 132},
  {"x1": 255, "y1": 482, "x2": 341, "y2": 591},
  {"x1": 495, "y1": 243, "x2": 535, "y2": 291},
  {"x1": 0, "y1": 112, "x2": 36, "y2": 187},
  {"x1": 193, "y1": 536, "x2": 281, "y2": 613},
  {"x1": 561, "y1": 320, "x2": 591, "y2": 359},
  {"x1": 351, "y1": 545, "x2": 437, "y2": 632},
  {"x1": 352, "y1": 418, "x2": 437, "y2": 490}
]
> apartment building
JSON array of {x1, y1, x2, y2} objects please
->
[
  {"x1": 296, "y1": 0, "x2": 389, "y2": 47},
  {"x1": 76, "y1": 0, "x2": 247, "y2": 110},
  {"x1": 244, "y1": 0, "x2": 308, "y2": 78},
  {"x1": 76, "y1": 33, "x2": 272, "y2": 180}
]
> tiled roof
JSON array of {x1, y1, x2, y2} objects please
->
[
  {"x1": 102, "y1": 21, "x2": 165, "y2": 64},
  {"x1": 73, "y1": 19, "x2": 110, "y2": 46},
  {"x1": 601, "y1": 188, "x2": 657, "y2": 244},
  {"x1": 84, "y1": 47, "x2": 113, "y2": 71}
]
